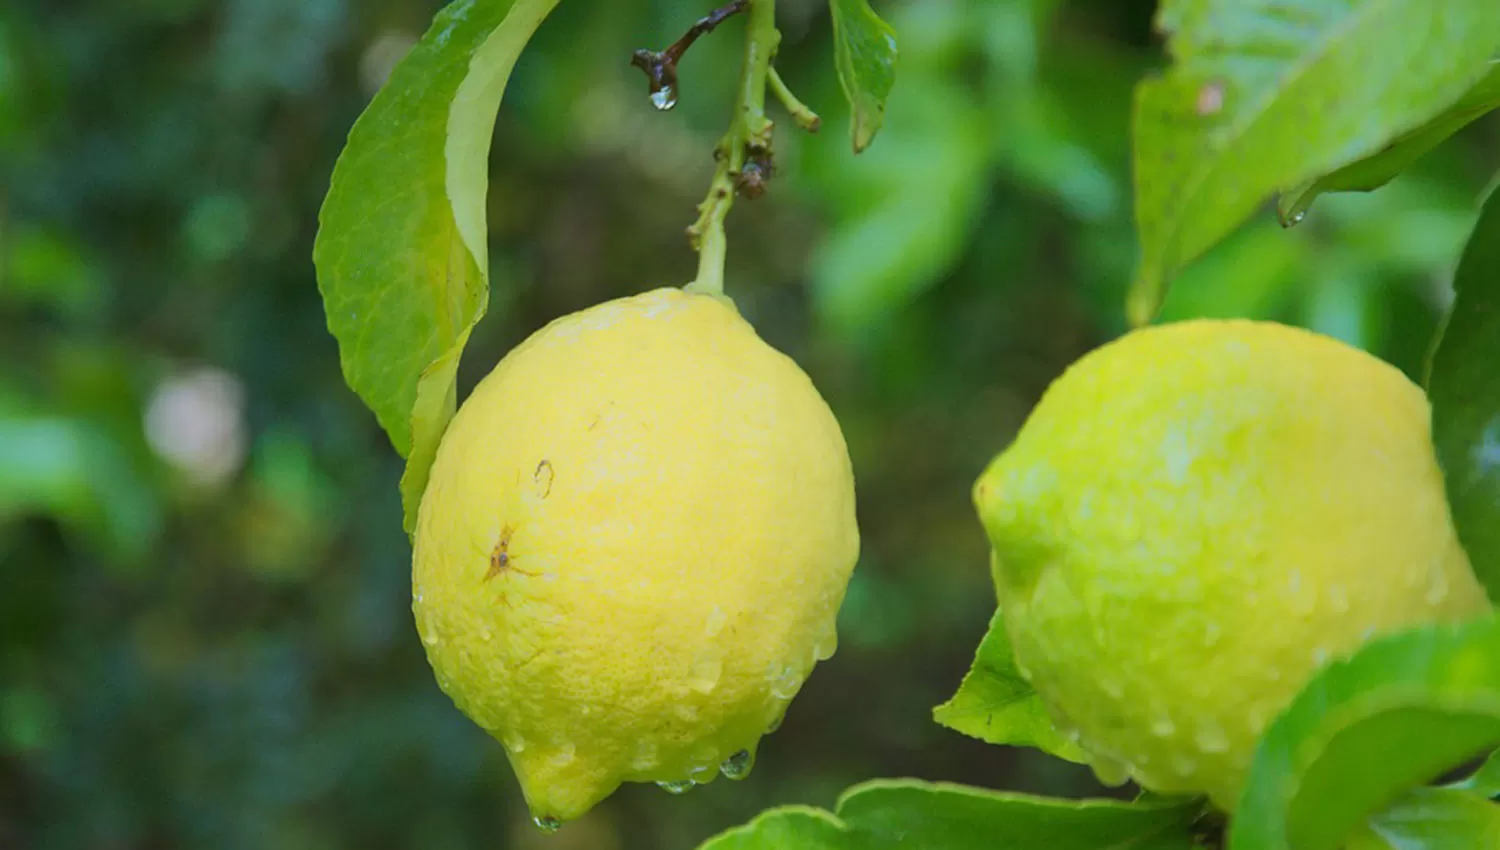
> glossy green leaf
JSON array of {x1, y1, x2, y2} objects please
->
[
  {"x1": 698, "y1": 806, "x2": 851, "y2": 850},
  {"x1": 1428, "y1": 178, "x2": 1500, "y2": 599},
  {"x1": 828, "y1": 0, "x2": 898, "y2": 153},
  {"x1": 1130, "y1": 0, "x2": 1500, "y2": 324},
  {"x1": 1229, "y1": 618, "x2": 1500, "y2": 850},
  {"x1": 1351, "y1": 787, "x2": 1500, "y2": 849},
  {"x1": 695, "y1": 779, "x2": 1205, "y2": 849},
  {"x1": 933, "y1": 607, "x2": 1088, "y2": 764},
  {"x1": 313, "y1": 0, "x2": 559, "y2": 534},
  {"x1": 836, "y1": 780, "x2": 1205, "y2": 849},
  {"x1": 1279, "y1": 62, "x2": 1500, "y2": 225}
]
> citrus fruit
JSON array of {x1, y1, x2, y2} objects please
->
[
  {"x1": 973, "y1": 319, "x2": 1490, "y2": 809},
  {"x1": 412, "y1": 287, "x2": 858, "y2": 824}
]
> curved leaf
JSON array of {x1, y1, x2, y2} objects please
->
[
  {"x1": 695, "y1": 779, "x2": 1206, "y2": 849},
  {"x1": 1279, "y1": 62, "x2": 1500, "y2": 224},
  {"x1": 1450, "y1": 749, "x2": 1500, "y2": 799},
  {"x1": 313, "y1": 0, "x2": 559, "y2": 533},
  {"x1": 933, "y1": 607, "x2": 1088, "y2": 764},
  {"x1": 1428, "y1": 178, "x2": 1500, "y2": 599},
  {"x1": 1353, "y1": 787, "x2": 1500, "y2": 849},
  {"x1": 829, "y1": 0, "x2": 899, "y2": 153},
  {"x1": 1230, "y1": 617, "x2": 1500, "y2": 850},
  {"x1": 835, "y1": 780, "x2": 1206, "y2": 849},
  {"x1": 1130, "y1": 0, "x2": 1500, "y2": 324},
  {"x1": 697, "y1": 806, "x2": 851, "y2": 850}
]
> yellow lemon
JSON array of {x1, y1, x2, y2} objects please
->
[
  {"x1": 973, "y1": 320, "x2": 1489, "y2": 809},
  {"x1": 413, "y1": 287, "x2": 858, "y2": 825}
]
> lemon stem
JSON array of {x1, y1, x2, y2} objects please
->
[{"x1": 685, "y1": 0, "x2": 780, "y2": 297}]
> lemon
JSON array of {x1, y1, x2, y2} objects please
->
[
  {"x1": 412, "y1": 287, "x2": 858, "y2": 824},
  {"x1": 973, "y1": 319, "x2": 1489, "y2": 809}
]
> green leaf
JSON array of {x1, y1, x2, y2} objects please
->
[
  {"x1": 1451, "y1": 749, "x2": 1500, "y2": 798},
  {"x1": 835, "y1": 780, "x2": 1206, "y2": 849},
  {"x1": 1229, "y1": 617, "x2": 1500, "y2": 850},
  {"x1": 828, "y1": 0, "x2": 898, "y2": 153},
  {"x1": 1129, "y1": 0, "x2": 1500, "y2": 324},
  {"x1": 1280, "y1": 62, "x2": 1500, "y2": 226},
  {"x1": 1428, "y1": 178, "x2": 1500, "y2": 600},
  {"x1": 695, "y1": 779, "x2": 1206, "y2": 849},
  {"x1": 1354, "y1": 787, "x2": 1500, "y2": 849},
  {"x1": 933, "y1": 606, "x2": 1088, "y2": 764},
  {"x1": 697, "y1": 806, "x2": 852, "y2": 850},
  {"x1": 312, "y1": 0, "x2": 559, "y2": 534}
]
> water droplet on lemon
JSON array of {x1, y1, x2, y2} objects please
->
[{"x1": 657, "y1": 779, "x2": 694, "y2": 795}]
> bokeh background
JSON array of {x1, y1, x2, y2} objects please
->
[{"x1": 2, "y1": 0, "x2": 1496, "y2": 847}]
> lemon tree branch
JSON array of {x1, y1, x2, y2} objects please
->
[{"x1": 683, "y1": 0, "x2": 779, "y2": 296}]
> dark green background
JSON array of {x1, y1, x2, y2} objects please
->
[{"x1": 2, "y1": 1, "x2": 1495, "y2": 847}]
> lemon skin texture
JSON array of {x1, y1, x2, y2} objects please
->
[
  {"x1": 412, "y1": 288, "x2": 858, "y2": 823},
  {"x1": 974, "y1": 319, "x2": 1490, "y2": 810}
]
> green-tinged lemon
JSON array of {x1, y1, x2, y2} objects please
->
[{"x1": 974, "y1": 320, "x2": 1489, "y2": 809}]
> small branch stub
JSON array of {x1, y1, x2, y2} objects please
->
[{"x1": 630, "y1": 0, "x2": 749, "y2": 112}]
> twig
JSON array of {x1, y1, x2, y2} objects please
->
[
  {"x1": 768, "y1": 67, "x2": 820, "y2": 132},
  {"x1": 683, "y1": 0, "x2": 778, "y2": 296},
  {"x1": 631, "y1": 0, "x2": 819, "y2": 297},
  {"x1": 630, "y1": 0, "x2": 749, "y2": 111}
]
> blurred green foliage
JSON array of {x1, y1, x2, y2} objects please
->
[{"x1": 0, "y1": 0, "x2": 1494, "y2": 848}]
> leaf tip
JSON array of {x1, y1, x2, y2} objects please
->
[{"x1": 1126, "y1": 269, "x2": 1165, "y2": 328}]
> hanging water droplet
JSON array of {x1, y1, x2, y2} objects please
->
[
  {"x1": 704, "y1": 605, "x2": 727, "y2": 637},
  {"x1": 631, "y1": 741, "x2": 660, "y2": 771},
  {"x1": 550, "y1": 742, "x2": 577, "y2": 766},
  {"x1": 532, "y1": 816, "x2": 562, "y2": 834},
  {"x1": 650, "y1": 85, "x2": 678, "y2": 111},
  {"x1": 1089, "y1": 755, "x2": 1130, "y2": 787},
  {"x1": 1194, "y1": 722, "x2": 1230, "y2": 754},
  {"x1": 1425, "y1": 575, "x2": 1450, "y2": 605},
  {"x1": 1247, "y1": 704, "x2": 1269, "y2": 733},
  {"x1": 657, "y1": 779, "x2": 695, "y2": 795},
  {"x1": 687, "y1": 655, "x2": 723, "y2": 694},
  {"x1": 1281, "y1": 209, "x2": 1307, "y2": 228},
  {"x1": 770, "y1": 665, "x2": 801, "y2": 700},
  {"x1": 1327, "y1": 583, "x2": 1350, "y2": 614},
  {"x1": 503, "y1": 730, "x2": 526, "y2": 753},
  {"x1": 813, "y1": 629, "x2": 838, "y2": 662},
  {"x1": 720, "y1": 749, "x2": 753, "y2": 780}
]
